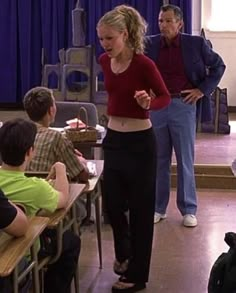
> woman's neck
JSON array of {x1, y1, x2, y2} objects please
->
[{"x1": 114, "y1": 48, "x2": 134, "y2": 63}]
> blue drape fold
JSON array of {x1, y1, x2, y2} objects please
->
[
  {"x1": 169, "y1": 0, "x2": 192, "y2": 33},
  {"x1": 0, "y1": 0, "x2": 76, "y2": 104}
]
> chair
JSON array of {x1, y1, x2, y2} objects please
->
[{"x1": 52, "y1": 101, "x2": 98, "y2": 128}]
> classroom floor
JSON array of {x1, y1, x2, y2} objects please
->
[{"x1": 79, "y1": 189, "x2": 236, "y2": 293}]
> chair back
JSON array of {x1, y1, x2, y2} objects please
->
[{"x1": 52, "y1": 101, "x2": 98, "y2": 127}]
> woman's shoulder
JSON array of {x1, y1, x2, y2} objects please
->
[
  {"x1": 98, "y1": 52, "x2": 109, "y2": 64},
  {"x1": 133, "y1": 53, "x2": 156, "y2": 69}
]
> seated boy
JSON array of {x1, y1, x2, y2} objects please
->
[
  {"x1": 23, "y1": 86, "x2": 89, "y2": 222},
  {"x1": 0, "y1": 118, "x2": 80, "y2": 293},
  {"x1": 23, "y1": 86, "x2": 89, "y2": 183}
]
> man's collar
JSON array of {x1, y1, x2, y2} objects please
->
[
  {"x1": 160, "y1": 33, "x2": 181, "y2": 48},
  {"x1": 35, "y1": 121, "x2": 49, "y2": 129}
]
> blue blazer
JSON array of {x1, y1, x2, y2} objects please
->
[{"x1": 145, "y1": 33, "x2": 226, "y2": 122}]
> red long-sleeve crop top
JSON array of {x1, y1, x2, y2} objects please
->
[{"x1": 99, "y1": 53, "x2": 170, "y2": 119}]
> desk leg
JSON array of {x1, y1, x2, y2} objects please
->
[
  {"x1": 72, "y1": 204, "x2": 79, "y2": 236},
  {"x1": 72, "y1": 202, "x2": 80, "y2": 293},
  {"x1": 83, "y1": 194, "x2": 92, "y2": 225},
  {"x1": 95, "y1": 183, "x2": 103, "y2": 269},
  {"x1": 31, "y1": 243, "x2": 40, "y2": 293},
  {"x1": 13, "y1": 266, "x2": 19, "y2": 293}
]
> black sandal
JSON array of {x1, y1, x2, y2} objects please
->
[
  {"x1": 112, "y1": 277, "x2": 146, "y2": 292},
  {"x1": 113, "y1": 259, "x2": 129, "y2": 275}
]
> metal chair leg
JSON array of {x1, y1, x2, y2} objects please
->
[
  {"x1": 31, "y1": 243, "x2": 40, "y2": 293},
  {"x1": 95, "y1": 190, "x2": 102, "y2": 269}
]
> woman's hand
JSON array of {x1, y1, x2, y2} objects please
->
[{"x1": 134, "y1": 90, "x2": 151, "y2": 110}]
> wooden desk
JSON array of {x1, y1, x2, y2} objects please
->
[
  {"x1": 47, "y1": 183, "x2": 86, "y2": 228},
  {"x1": 26, "y1": 166, "x2": 103, "y2": 289},
  {"x1": 38, "y1": 183, "x2": 85, "y2": 263},
  {"x1": 84, "y1": 160, "x2": 104, "y2": 193},
  {"x1": 38, "y1": 183, "x2": 85, "y2": 293},
  {"x1": 73, "y1": 139, "x2": 103, "y2": 149},
  {"x1": 0, "y1": 216, "x2": 49, "y2": 293},
  {"x1": 73, "y1": 139, "x2": 103, "y2": 160}
]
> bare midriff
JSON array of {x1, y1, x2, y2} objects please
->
[{"x1": 108, "y1": 116, "x2": 152, "y2": 132}]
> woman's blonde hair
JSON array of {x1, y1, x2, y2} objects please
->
[{"x1": 97, "y1": 5, "x2": 147, "y2": 54}]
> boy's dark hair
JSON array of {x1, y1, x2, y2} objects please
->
[
  {"x1": 23, "y1": 86, "x2": 54, "y2": 122},
  {"x1": 0, "y1": 118, "x2": 37, "y2": 166},
  {"x1": 160, "y1": 4, "x2": 183, "y2": 21}
]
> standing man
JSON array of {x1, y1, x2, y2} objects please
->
[{"x1": 146, "y1": 4, "x2": 225, "y2": 227}]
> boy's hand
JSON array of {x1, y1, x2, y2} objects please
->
[{"x1": 47, "y1": 162, "x2": 66, "y2": 180}]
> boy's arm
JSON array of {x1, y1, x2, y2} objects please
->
[
  {"x1": 76, "y1": 156, "x2": 89, "y2": 183},
  {"x1": 56, "y1": 133, "x2": 89, "y2": 182},
  {"x1": 4, "y1": 204, "x2": 29, "y2": 237},
  {"x1": 47, "y1": 162, "x2": 69, "y2": 209}
]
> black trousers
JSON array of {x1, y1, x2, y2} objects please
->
[
  {"x1": 39, "y1": 229, "x2": 80, "y2": 293},
  {"x1": 103, "y1": 128, "x2": 157, "y2": 283}
]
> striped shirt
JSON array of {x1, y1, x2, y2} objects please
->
[{"x1": 27, "y1": 125, "x2": 84, "y2": 180}]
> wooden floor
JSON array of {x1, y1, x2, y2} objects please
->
[{"x1": 1, "y1": 110, "x2": 236, "y2": 292}]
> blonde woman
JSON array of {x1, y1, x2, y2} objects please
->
[{"x1": 97, "y1": 5, "x2": 170, "y2": 292}]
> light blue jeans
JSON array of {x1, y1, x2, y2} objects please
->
[{"x1": 150, "y1": 98, "x2": 197, "y2": 216}]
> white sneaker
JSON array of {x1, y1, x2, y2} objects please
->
[
  {"x1": 154, "y1": 212, "x2": 167, "y2": 224},
  {"x1": 183, "y1": 214, "x2": 197, "y2": 227}
]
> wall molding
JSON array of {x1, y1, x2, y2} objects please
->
[{"x1": 228, "y1": 106, "x2": 236, "y2": 113}]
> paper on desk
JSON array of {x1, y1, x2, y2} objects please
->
[
  {"x1": 96, "y1": 124, "x2": 106, "y2": 139},
  {"x1": 66, "y1": 118, "x2": 86, "y2": 128},
  {"x1": 87, "y1": 161, "x2": 97, "y2": 177},
  {"x1": 96, "y1": 124, "x2": 105, "y2": 132}
]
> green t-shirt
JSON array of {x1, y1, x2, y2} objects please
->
[
  {"x1": 0, "y1": 169, "x2": 59, "y2": 216},
  {"x1": 0, "y1": 169, "x2": 59, "y2": 255}
]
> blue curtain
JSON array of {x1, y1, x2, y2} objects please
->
[
  {"x1": 0, "y1": 0, "x2": 76, "y2": 105},
  {"x1": 0, "y1": 0, "x2": 18, "y2": 104},
  {"x1": 41, "y1": 0, "x2": 76, "y2": 64},
  {"x1": 169, "y1": 0, "x2": 192, "y2": 33},
  {"x1": 0, "y1": 0, "x2": 192, "y2": 105}
]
